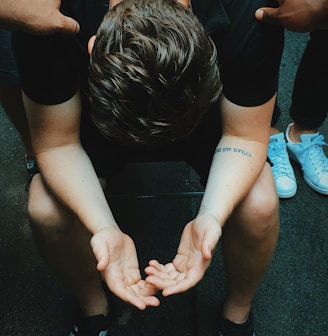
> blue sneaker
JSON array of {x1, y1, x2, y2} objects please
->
[
  {"x1": 268, "y1": 133, "x2": 297, "y2": 198},
  {"x1": 286, "y1": 123, "x2": 328, "y2": 195}
]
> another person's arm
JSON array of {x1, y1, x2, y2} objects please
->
[
  {"x1": 146, "y1": 94, "x2": 275, "y2": 295},
  {"x1": 255, "y1": 0, "x2": 328, "y2": 32},
  {"x1": 0, "y1": 0, "x2": 79, "y2": 34}
]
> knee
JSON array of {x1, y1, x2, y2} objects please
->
[
  {"x1": 27, "y1": 175, "x2": 73, "y2": 236},
  {"x1": 232, "y1": 171, "x2": 279, "y2": 242},
  {"x1": 246, "y1": 184, "x2": 279, "y2": 236}
]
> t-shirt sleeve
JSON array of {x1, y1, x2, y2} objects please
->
[{"x1": 12, "y1": 32, "x2": 82, "y2": 105}]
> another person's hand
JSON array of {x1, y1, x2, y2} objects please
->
[
  {"x1": 145, "y1": 213, "x2": 222, "y2": 296},
  {"x1": 91, "y1": 227, "x2": 160, "y2": 310},
  {"x1": 1, "y1": 0, "x2": 79, "y2": 35},
  {"x1": 255, "y1": 0, "x2": 328, "y2": 32}
]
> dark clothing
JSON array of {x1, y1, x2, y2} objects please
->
[
  {"x1": 0, "y1": 29, "x2": 19, "y2": 86},
  {"x1": 290, "y1": 30, "x2": 328, "y2": 129},
  {"x1": 13, "y1": 0, "x2": 283, "y2": 181},
  {"x1": 14, "y1": 0, "x2": 283, "y2": 106}
]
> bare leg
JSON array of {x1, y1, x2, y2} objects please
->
[
  {"x1": 28, "y1": 174, "x2": 109, "y2": 316},
  {"x1": 222, "y1": 163, "x2": 279, "y2": 323},
  {"x1": 288, "y1": 122, "x2": 318, "y2": 142}
]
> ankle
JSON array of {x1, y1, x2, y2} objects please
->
[
  {"x1": 79, "y1": 295, "x2": 109, "y2": 317},
  {"x1": 289, "y1": 123, "x2": 318, "y2": 142},
  {"x1": 222, "y1": 300, "x2": 251, "y2": 324},
  {"x1": 270, "y1": 126, "x2": 280, "y2": 136}
]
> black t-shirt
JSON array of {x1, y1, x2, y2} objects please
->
[
  {"x1": 13, "y1": 0, "x2": 283, "y2": 108},
  {"x1": 12, "y1": 0, "x2": 284, "y2": 178}
]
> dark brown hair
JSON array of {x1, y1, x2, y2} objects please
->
[{"x1": 89, "y1": 0, "x2": 221, "y2": 145}]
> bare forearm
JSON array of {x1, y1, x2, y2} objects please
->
[
  {"x1": 37, "y1": 144, "x2": 118, "y2": 234},
  {"x1": 199, "y1": 94, "x2": 275, "y2": 226},
  {"x1": 199, "y1": 135, "x2": 267, "y2": 226}
]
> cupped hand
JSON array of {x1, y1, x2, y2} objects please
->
[
  {"x1": 91, "y1": 227, "x2": 160, "y2": 310},
  {"x1": 145, "y1": 213, "x2": 222, "y2": 296}
]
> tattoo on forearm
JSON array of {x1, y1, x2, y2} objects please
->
[{"x1": 215, "y1": 147, "x2": 252, "y2": 157}]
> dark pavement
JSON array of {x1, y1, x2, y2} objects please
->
[{"x1": 1, "y1": 31, "x2": 327, "y2": 336}]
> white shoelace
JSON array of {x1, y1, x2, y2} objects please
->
[
  {"x1": 269, "y1": 142, "x2": 294, "y2": 177},
  {"x1": 303, "y1": 135, "x2": 328, "y2": 175}
]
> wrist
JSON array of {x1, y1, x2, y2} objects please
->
[{"x1": 197, "y1": 206, "x2": 230, "y2": 229}]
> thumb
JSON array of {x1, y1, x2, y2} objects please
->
[
  {"x1": 56, "y1": 14, "x2": 80, "y2": 35},
  {"x1": 202, "y1": 225, "x2": 221, "y2": 260},
  {"x1": 90, "y1": 236, "x2": 110, "y2": 271},
  {"x1": 255, "y1": 7, "x2": 280, "y2": 25}
]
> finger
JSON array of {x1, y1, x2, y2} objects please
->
[
  {"x1": 145, "y1": 275, "x2": 180, "y2": 290},
  {"x1": 142, "y1": 296, "x2": 161, "y2": 307},
  {"x1": 57, "y1": 14, "x2": 80, "y2": 35},
  {"x1": 132, "y1": 282, "x2": 160, "y2": 307},
  {"x1": 255, "y1": 8, "x2": 281, "y2": 26},
  {"x1": 123, "y1": 292, "x2": 148, "y2": 310},
  {"x1": 113, "y1": 283, "x2": 160, "y2": 310},
  {"x1": 138, "y1": 283, "x2": 159, "y2": 296},
  {"x1": 144, "y1": 265, "x2": 174, "y2": 278},
  {"x1": 148, "y1": 259, "x2": 171, "y2": 269},
  {"x1": 145, "y1": 264, "x2": 183, "y2": 285},
  {"x1": 147, "y1": 259, "x2": 163, "y2": 270},
  {"x1": 126, "y1": 293, "x2": 160, "y2": 310},
  {"x1": 144, "y1": 265, "x2": 161, "y2": 277},
  {"x1": 201, "y1": 244, "x2": 212, "y2": 260},
  {"x1": 146, "y1": 261, "x2": 176, "y2": 276},
  {"x1": 107, "y1": 277, "x2": 148, "y2": 310},
  {"x1": 162, "y1": 270, "x2": 201, "y2": 296},
  {"x1": 202, "y1": 226, "x2": 221, "y2": 259}
]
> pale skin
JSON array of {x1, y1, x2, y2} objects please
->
[
  {"x1": 144, "y1": 95, "x2": 277, "y2": 299},
  {"x1": 255, "y1": 0, "x2": 328, "y2": 32},
  {"x1": 24, "y1": 0, "x2": 279, "y2": 325},
  {"x1": 26, "y1": 90, "x2": 278, "y2": 320},
  {"x1": 0, "y1": 0, "x2": 79, "y2": 34},
  {"x1": 271, "y1": 123, "x2": 319, "y2": 142}
]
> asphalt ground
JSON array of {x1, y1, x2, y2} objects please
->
[{"x1": 0, "y1": 30, "x2": 327, "y2": 336}]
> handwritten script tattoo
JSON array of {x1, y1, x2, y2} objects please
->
[{"x1": 215, "y1": 147, "x2": 252, "y2": 157}]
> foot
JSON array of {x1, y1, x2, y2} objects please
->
[
  {"x1": 268, "y1": 133, "x2": 297, "y2": 198},
  {"x1": 69, "y1": 314, "x2": 110, "y2": 336},
  {"x1": 286, "y1": 123, "x2": 328, "y2": 195},
  {"x1": 218, "y1": 306, "x2": 255, "y2": 336}
]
